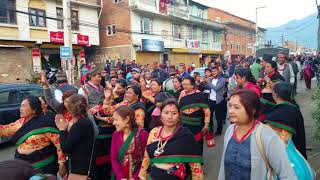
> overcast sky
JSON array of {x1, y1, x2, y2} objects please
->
[{"x1": 193, "y1": 0, "x2": 317, "y2": 28}]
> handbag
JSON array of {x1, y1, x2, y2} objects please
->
[
  {"x1": 255, "y1": 124, "x2": 278, "y2": 180},
  {"x1": 256, "y1": 124, "x2": 316, "y2": 180}
]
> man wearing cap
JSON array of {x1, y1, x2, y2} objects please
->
[
  {"x1": 54, "y1": 70, "x2": 78, "y2": 103},
  {"x1": 129, "y1": 68, "x2": 141, "y2": 85},
  {"x1": 277, "y1": 52, "x2": 295, "y2": 85}
]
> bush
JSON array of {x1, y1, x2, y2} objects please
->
[{"x1": 312, "y1": 86, "x2": 320, "y2": 140}]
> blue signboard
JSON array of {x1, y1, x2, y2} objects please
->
[
  {"x1": 60, "y1": 46, "x2": 71, "y2": 59},
  {"x1": 141, "y1": 39, "x2": 164, "y2": 52}
]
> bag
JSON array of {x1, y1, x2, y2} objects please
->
[
  {"x1": 256, "y1": 124, "x2": 316, "y2": 180},
  {"x1": 255, "y1": 124, "x2": 278, "y2": 180}
]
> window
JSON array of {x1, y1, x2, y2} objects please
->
[
  {"x1": 71, "y1": 10, "x2": 79, "y2": 31},
  {"x1": 140, "y1": 17, "x2": 153, "y2": 34},
  {"x1": 56, "y1": 7, "x2": 63, "y2": 29},
  {"x1": 192, "y1": 26, "x2": 197, "y2": 39},
  {"x1": 173, "y1": 24, "x2": 182, "y2": 39},
  {"x1": 202, "y1": 29, "x2": 208, "y2": 42},
  {"x1": 197, "y1": 9, "x2": 203, "y2": 18},
  {"x1": 20, "y1": 89, "x2": 42, "y2": 99},
  {"x1": 29, "y1": 8, "x2": 46, "y2": 27},
  {"x1": 0, "y1": 0, "x2": 16, "y2": 24},
  {"x1": 57, "y1": 8, "x2": 79, "y2": 31},
  {"x1": 107, "y1": 25, "x2": 116, "y2": 36},
  {"x1": 187, "y1": 26, "x2": 192, "y2": 39},
  {"x1": 213, "y1": 33, "x2": 218, "y2": 42},
  {"x1": 0, "y1": 90, "x2": 20, "y2": 106},
  {"x1": 114, "y1": 0, "x2": 123, "y2": 3}
]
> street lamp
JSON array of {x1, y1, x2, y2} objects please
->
[{"x1": 255, "y1": 6, "x2": 266, "y2": 53}]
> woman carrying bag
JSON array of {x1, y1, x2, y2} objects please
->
[{"x1": 55, "y1": 94, "x2": 96, "y2": 180}]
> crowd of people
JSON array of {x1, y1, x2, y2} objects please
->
[{"x1": 0, "y1": 52, "x2": 318, "y2": 180}]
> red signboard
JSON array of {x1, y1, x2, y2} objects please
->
[
  {"x1": 50, "y1": 31, "x2": 64, "y2": 43},
  {"x1": 159, "y1": 0, "x2": 167, "y2": 14},
  {"x1": 77, "y1": 34, "x2": 89, "y2": 45},
  {"x1": 79, "y1": 50, "x2": 85, "y2": 58},
  {"x1": 32, "y1": 48, "x2": 40, "y2": 57}
]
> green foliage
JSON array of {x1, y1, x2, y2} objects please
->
[{"x1": 312, "y1": 86, "x2": 320, "y2": 140}]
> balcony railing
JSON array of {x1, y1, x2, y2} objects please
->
[
  {"x1": 130, "y1": 0, "x2": 188, "y2": 20},
  {"x1": 190, "y1": 15, "x2": 224, "y2": 29}
]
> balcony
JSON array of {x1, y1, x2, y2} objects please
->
[
  {"x1": 130, "y1": 0, "x2": 188, "y2": 20},
  {"x1": 190, "y1": 15, "x2": 224, "y2": 30}
]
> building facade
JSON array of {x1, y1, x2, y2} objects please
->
[
  {"x1": 0, "y1": 0, "x2": 100, "y2": 83},
  {"x1": 257, "y1": 27, "x2": 267, "y2": 50},
  {"x1": 97, "y1": 0, "x2": 224, "y2": 67},
  {"x1": 208, "y1": 7, "x2": 256, "y2": 58}
]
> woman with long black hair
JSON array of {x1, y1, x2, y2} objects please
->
[
  {"x1": 264, "y1": 82, "x2": 307, "y2": 158},
  {"x1": 234, "y1": 67, "x2": 261, "y2": 97}
]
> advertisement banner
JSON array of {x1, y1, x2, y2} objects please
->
[
  {"x1": 50, "y1": 31, "x2": 64, "y2": 44},
  {"x1": 186, "y1": 39, "x2": 199, "y2": 49},
  {"x1": 141, "y1": 39, "x2": 164, "y2": 52},
  {"x1": 32, "y1": 48, "x2": 41, "y2": 73},
  {"x1": 77, "y1": 34, "x2": 89, "y2": 45},
  {"x1": 159, "y1": 0, "x2": 167, "y2": 14}
]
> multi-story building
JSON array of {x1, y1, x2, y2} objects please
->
[
  {"x1": 208, "y1": 7, "x2": 256, "y2": 58},
  {"x1": 97, "y1": 0, "x2": 224, "y2": 67},
  {"x1": 0, "y1": 0, "x2": 100, "y2": 83},
  {"x1": 257, "y1": 27, "x2": 267, "y2": 50}
]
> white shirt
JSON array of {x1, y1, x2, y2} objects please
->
[
  {"x1": 209, "y1": 78, "x2": 219, "y2": 101},
  {"x1": 54, "y1": 89, "x2": 63, "y2": 103}
]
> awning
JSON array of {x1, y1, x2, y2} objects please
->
[{"x1": 172, "y1": 48, "x2": 201, "y2": 54}]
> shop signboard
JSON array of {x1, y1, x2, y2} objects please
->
[
  {"x1": 186, "y1": 39, "x2": 199, "y2": 49},
  {"x1": 50, "y1": 31, "x2": 64, "y2": 44},
  {"x1": 60, "y1": 46, "x2": 71, "y2": 59},
  {"x1": 32, "y1": 48, "x2": 41, "y2": 73},
  {"x1": 78, "y1": 34, "x2": 89, "y2": 45},
  {"x1": 141, "y1": 39, "x2": 164, "y2": 52}
]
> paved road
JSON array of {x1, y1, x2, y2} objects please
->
[{"x1": 0, "y1": 79, "x2": 319, "y2": 178}]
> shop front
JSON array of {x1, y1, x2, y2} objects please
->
[
  {"x1": 171, "y1": 48, "x2": 201, "y2": 67},
  {"x1": 135, "y1": 39, "x2": 164, "y2": 65}
]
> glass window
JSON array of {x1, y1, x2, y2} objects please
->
[
  {"x1": 173, "y1": 24, "x2": 182, "y2": 39},
  {"x1": 56, "y1": 7, "x2": 63, "y2": 29},
  {"x1": 29, "y1": 8, "x2": 46, "y2": 27},
  {"x1": 0, "y1": 0, "x2": 16, "y2": 24},
  {"x1": 192, "y1": 26, "x2": 197, "y2": 39},
  {"x1": 0, "y1": 91, "x2": 20, "y2": 106},
  {"x1": 202, "y1": 29, "x2": 208, "y2": 42},
  {"x1": 20, "y1": 89, "x2": 42, "y2": 99},
  {"x1": 141, "y1": 17, "x2": 152, "y2": 34},
  {"x1": 107, "y1": 25, "x2": 116, "y2": 36},
  {"x1": 71, "y1": 10, "x2": 79, "y2": 31}
]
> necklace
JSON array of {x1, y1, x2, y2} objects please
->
[{"x1": 154, "y1": 138, "x2": 168, "y2": 157}]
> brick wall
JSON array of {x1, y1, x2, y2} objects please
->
[
  {"x1": 99, "y1": 0, "x2": 132, "y2": 47},
  {"x1": 0, "y1": 48, "x2": 33, "y2": 83},
  {"x1": 208, "y1": 8, "x2": 256, "y2": 57}
]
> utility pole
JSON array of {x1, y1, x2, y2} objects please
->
[
  {"x1": 255, "y1": 6, "x2": 266, "y2": 55},
  {"x1": 281, "y1": 33, "x2": 284, "y2": 47},
  {"x1": 63, "y1": 0, "x2": 74, "y2": 85},
  {"x1": 316, "y1": 0, "x2": 320, "y2": 52}
]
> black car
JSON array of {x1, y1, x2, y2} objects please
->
[{"x1": 0, "y1": 83, "x2": 43, "y2": 143}]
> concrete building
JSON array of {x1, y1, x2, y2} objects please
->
[
  {"x1": 97, "y1": 0, "x2": 224, "y2": 67},
  {"x1": 0, "y1": 0, "x2": 100, "y2": 83},
  {"x1": 257, "y1": 27, "x2": 267, "y2": 50},
  {"x1": 208, "y1": 7, "x2": 256, "y2": 58}
]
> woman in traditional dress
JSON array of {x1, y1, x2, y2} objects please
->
[
  {"x1": 234, "y1": 67, "x2": 261, "y2": 97},
  {"x1": 0, "y1": 96, "x2": 66, "y2": 176},
  {"x1": 172, "y1": 76, "x2": 183, "y2": 100},
  {"x1": 141, "y1": 78, "x2": 163, "y2": 131},
  {"x1": 260, "y1": 60, "x2": 285, "y2": 104},
  {"x1": 111, "y1": 106, "x2": 148, "y2": 180},
  {"x1": 55, "y1": 94, "x2": 96, "y2": 180},
  {"x1": 139, "y1": 99, "x2": 203, "y2": 180},
  {"x1": 264, "y1": 82, "x2": 307, "y2": 158},
  {"x1": 179, "y1": 76, "x2": 214, "y2": 151},
  {"x1": 124, "y1": 85, "x2": 146, "y2": 128},
  {"x1": 218, "y1": 89, "x2": 296, "y2": 180}
]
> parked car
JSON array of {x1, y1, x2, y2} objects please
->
[
  {"x1": 0, "y1": 83, "x2": 43, "y2": 144},
  {"x1": 190, "y1": 67, "x2": 207, "y2": 77}
]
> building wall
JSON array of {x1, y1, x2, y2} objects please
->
[
  {"x1": 0, "y1": 0, "x2": 100, "y2": 45},
  {"x1": 0, "y1": 48, "x2": 33, "y2": 83},
  {"x1": 208, "y1": 8, "x2": 256, "y2": 57}
]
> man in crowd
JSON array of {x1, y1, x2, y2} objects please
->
[
  {"x1": 53, "y1": 70, "x2": 78, "y2": 103},
  {"x1": 250, "y1": 58, "x2": 261, "y2": 80},
  {"x1": 151, "y1": 61, "x2": 168, "y2": 82},
  {"x1": 178, "y1": 63, "x2": 190, "y2": 79},
  {"x1": 277, "y1": 52, "x2": 295, "y2": 85}
]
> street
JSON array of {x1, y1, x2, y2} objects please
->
[{"x1": 0, "y1": 79, "x2": 319, "y2": 179}]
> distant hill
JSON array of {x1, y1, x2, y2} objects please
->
[{"x1": 266, "y1": 13, "x2": 318, "y2": 50}]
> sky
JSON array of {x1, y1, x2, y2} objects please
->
[{"x1": 193, "y1": 0, "x2": 317, "y2": 28}]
